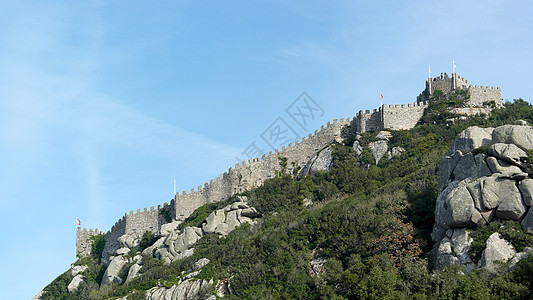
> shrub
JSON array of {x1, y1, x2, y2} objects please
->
[
  {"x1": 159, "y1": 207, "x2": 172, "y2": 223},
  {"x1": 139, "y1": 231, "x2": 158, "y2": 251},
  {"x1": 89, "y1": 234, "x2": 105, "y2": 261}
]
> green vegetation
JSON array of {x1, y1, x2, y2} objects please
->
[
  {"x1": 159, "y1": 207, "x2": 172, "y2": 223},
  {"x1": 42, "y1": 99, "x2": 533, "y2": 299},
  {"x1": 89, "y1": 234, "x2": 105, "y2": 262},
  {"x1": 277, "y1": 156, "x2": 288, "y2": 176},
  {"x1": 139, "y1": 231, "x2": 158, "y2": 252},
  {"x1": 419, "y1": 88, "x2": 469, "y2": 125}
]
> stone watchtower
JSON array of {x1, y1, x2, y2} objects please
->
[{"x1": 416, "y1": 72, "x2": 502, "y2": 108}]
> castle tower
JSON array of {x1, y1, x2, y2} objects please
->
[{"x1": 416, "y1": 70, "x2": 502, "y2": 108}]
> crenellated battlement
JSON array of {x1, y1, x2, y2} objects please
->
[
  {"x1": 169, "y1": 117, "x2": 352, "y2": 220},
  {"x1": 76, "y1": 227, "x2": 104, "y2": 257},
  {"x1": 385, "y1": 101, "x2": 427, "y2": 110},
  {"x1": 418, "y1": 73, "x2": 501, "y2": 107},
  {"x1": 468, "y1": 85, "x2": 500, "y2": 90}
]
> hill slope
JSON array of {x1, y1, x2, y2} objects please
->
[{"x1": 40, "y1": 99, "x2": 533, "y2": 300}]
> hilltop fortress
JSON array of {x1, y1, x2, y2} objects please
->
[{"x1": 77, "y1": 72, "x2": 502, "y2": 259}]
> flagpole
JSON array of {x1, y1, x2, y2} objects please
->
[
  {"x1": 380, "y1": 91, "x2": 383, "y2": 124},
  {"x1": 428, "y1": 64, "x2": 432, "y2": 95},
  {"x1": 452, "y1": 59, "x2": 456, "y2": 89}
]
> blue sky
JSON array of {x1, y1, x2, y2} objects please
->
[{"x1": 0, "y1": 1, "x2": 532, "y2": 298}]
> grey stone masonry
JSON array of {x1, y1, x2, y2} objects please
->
[
  {"x1": 173, "y1": 119, "x2": 352, "y2": 220},
  {"x1": 382, "y1": 102, "x2": 428, "y2": 130},
  {"x1": 417, "y1": 73, "x2": 502, "y2": 108},
  {"x1": 76, "y1": 228, "x2": 104, "y2": 257}
]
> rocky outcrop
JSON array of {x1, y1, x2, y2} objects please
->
[
  {"x1": 146, "y1": 279, "x2": 215, "y2": 300},
  {"x1": 143, "y1": 196, "x2": 260, "y2": 264},
  {"x1": 118, "y1": 233, "x2": 140, "y2": 249},
  {"x1": 434, "y1": 228, "x2": 475, "y2": 272},
  {"x1": 95, "y1": 198, "x2": 261, "y2": 291},
  {"x1": 145, "y1": 258, "x2": 216, "y2": 300},
  {"x1": 101, "y1": 256, "x2": 127, "y2": 286},
  {"x1": 70, "y1": 265, "x2": 88, "y2": 277},
  {"x1": 478, "y1": 233, "x2": 515, "y2": 273},
  {"x1": 432, "y1": 125, "x2": 533, "y2": 272},
  {"x1": 369, "y1": 141, "x2": 388, "y2": 165},
  {"x1": 67, "y1": 274, "x2": 84, "y2": 293},
  {"x1": 362, "y1": 131, "x2": 405, "y2": 165},
  {"x1": 353, "y1": 140, "x2": 363, "y2": 156},
  {"x1": 125, "y1": 263, "x2": 142, "y2": 283},
  {"x1": 298, "y1": 146, "x2": 333, "y2": 178}
]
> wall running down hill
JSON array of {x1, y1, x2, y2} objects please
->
[{"x1": 76, "y1": 72, "x2": 502, "y2": 259}]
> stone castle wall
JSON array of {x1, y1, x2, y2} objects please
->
[
  {"x1": 76, "y1": 72, "x2": 502, "y2": 258},
  {"x1": 76, "y1": 228, "x2": 104, "y2": 257},
  {"x1": 76, "y1": 120, "x2": 353, "y2": 257},
  {"x1": 356, "y1": 109, "x2": 382, "y2": 133},
  {"x1": 468, "y1": 85, "x2": 501, "y2": 106},
  {"x1": 76, "y1": 201, "x2": 175, "y2": 258},
  {"x1": 382, "y1": 102, "x2": 428, "y2": 130},
  {"x1": 172, "y1": 118, "x2": 352, "y2": 219}
]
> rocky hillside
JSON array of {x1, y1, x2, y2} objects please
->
[
  {"x1": 433, "y1": 125, "x2": 533, "y2": 273},
  {"x1": 37, "y1": 99, "x2": 533, "y2": 300}
]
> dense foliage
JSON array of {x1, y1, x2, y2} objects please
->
[{"x1": 42, "y1": 99, "x2": 533, "y2": 299}]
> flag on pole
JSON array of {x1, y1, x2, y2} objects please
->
[
  {"x1": 453, "y1": 59, "x2": 456, "y2": 72},
  {"x1": 76, "y1": 217, "x2": 81, "y2": 226},
  {"x1": 380, "y1": 91, "x2": 383, "y2": 101},
  {"x1": 428, "y1": 64, "x2": 431, "y2": 77}
]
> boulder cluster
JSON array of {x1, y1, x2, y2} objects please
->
[
  {"x1": 433, "y1": 125, "x2": 533, "y2": 272},
  {"x1": 142, "y1": 196, "x2": 260, "y2": 265},
  {"x1": 66, "y1": 196, "x2": 260, "y2": 295},
  {"x1": 117, "y1": 257, "x2": 231, "y2": 300}
]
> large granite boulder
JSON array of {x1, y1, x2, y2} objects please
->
[
  {"x1": 519, "y1": 179, "x2": 533, "y2": 207},
  {"x1": 101, "y1": 256, "x2": 127, "y2": 286},
  {"x1": 434, "y1": 180, "x2": 483, "y2": 230},
  {"x1": 353, "y1": 140, "x2": 363, "y2": 156},
  {"x1": 446, "y1": 126, "x2": 493, "y2": 156},
  {"x1": 434, "y1": 228, "x2": 475, "y2": 272},
  {"x1": 298, "y1": 146, "x2": 333, "y2": 177},
  {"x1": 173, "y1": 226, "x2": 201, "y2": 253},
  {"x1": 492, "y1": 125, "x2": 533, "y2": 151},
  {"x1": 369, "y1": 140, "x2": 388, "y2": 165},
  {"x1": 126, "y1": 263, "x2": 142, "y2": 283},
  {"x1": 432, "y1": 125, "x2": 533, "y2": 271},
  {"x1": 489, "y1": 143, "x2": 528, "y2": 166},
  {"x1": 521, "y1": 208, "x2": 533, "y2": 233},
  {"x1": 67, "y1": 274, "x2": 84, "y2": 293},
  {"x1": 376, "y1": 130, "x2": 392, "y2": 140},
  {"x1": 478, "y1": 233, "x2": 516, "y2": 273},
  {"x1": 160, "y1": 221, "x2": 182, "y2": 237},
  {"x1": 70, "y1": 265, "x2": 88, "y2": 277},
  {"x1": 202, "y1": 210, "x2": 226, "y2": 234},
  {"x1": 118, "y1": 234, "x2": 138, "y2": 249}
]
